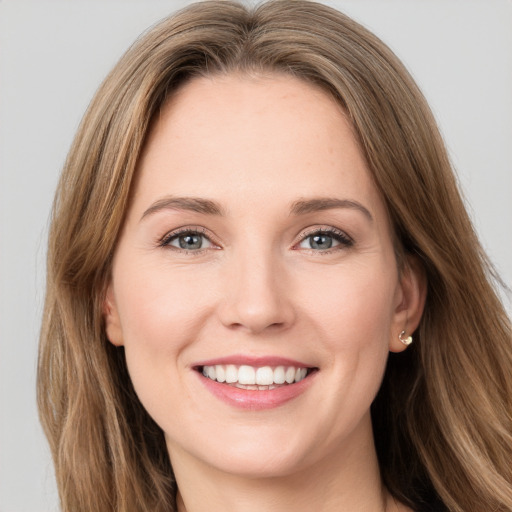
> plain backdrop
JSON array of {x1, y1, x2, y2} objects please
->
[{"x1": 1, "y1": 1, "x2": 511, "y2": 510}]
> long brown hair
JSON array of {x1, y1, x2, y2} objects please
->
[{"x1": 38, "y1": 1, "x2": 512, "y2": 511}]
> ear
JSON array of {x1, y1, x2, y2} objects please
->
[
  {"x1": 389, "y1": 255, "x2": 427, "y2": 353},
  {"x1": 103, "y1": 283, "x2": 124, "y2": 346}
]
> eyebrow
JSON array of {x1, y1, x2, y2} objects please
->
[
  {"x1": 141, "y1": 196, "x2": 225, "y2": 220},
  {"x1": 140, "y1": 195, "x2": 373, "y2": 222},
  {"x1": 290, "y1": 197, "x2": 373, "y2": 221}
]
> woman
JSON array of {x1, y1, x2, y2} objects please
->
[{"x1": 37, "y1": 1, "x2": 512, "y2": 511}]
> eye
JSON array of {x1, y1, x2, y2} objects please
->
[
  {"x1": 161, "y1": 229, "x2": 214, "y2": 251},
  {"x1": 297, "y1": 229, "x2": 353, "y2": 251}
]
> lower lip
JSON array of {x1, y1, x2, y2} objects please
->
[{"x1": 197, "y1": 372, "x2": 316, "y2": 410}]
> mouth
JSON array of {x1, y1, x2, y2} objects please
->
[
  {"x1": 193, "y1": 356, "x2": 319, "y2": 409},
  {"x1": 196, "y1": 364, "x2": 317, "y2": 391}
]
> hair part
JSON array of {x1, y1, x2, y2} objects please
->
[{"x1": 38, "y1": 1, "x2": 512, "y2": 511}]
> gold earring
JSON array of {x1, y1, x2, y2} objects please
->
[{"x1": 399, "y1": 330, "x2": 413, "y2": 346}]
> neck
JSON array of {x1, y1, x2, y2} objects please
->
[
  {"x1": 175, "y1": 471, "x2": 393, "y2": 512},
  {"x1": 170, "y1": 414, "x2": 399, "y2": 512}
]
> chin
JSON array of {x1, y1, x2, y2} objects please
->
[
  {"x1": 208, "y1": 446, "x2": 310, "y2": 479},
  {"x1": 166, "y1": 421, "x2": 318, "y2": 479}
]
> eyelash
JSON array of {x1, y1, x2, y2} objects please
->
[{"x1": 158, "y1": 226, "x2": 354, "y2": 254}]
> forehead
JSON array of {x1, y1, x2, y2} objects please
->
[{"x1": 131, "y1": 73, "x2": 385, "y2": 221}]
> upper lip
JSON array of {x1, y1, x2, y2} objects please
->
[{"x1": 193, "y1": 354, "x2": 315, "y2": 369}]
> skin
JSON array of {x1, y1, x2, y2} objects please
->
[{"x1": 105, "y1": 74, "x2": 425, "y2": 512}]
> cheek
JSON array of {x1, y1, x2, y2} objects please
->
[
  {"x1": 111, "y1": 261, "x2": 214, "y2": 411},
  {"x1": 115, "y1": 259, "x2": 212, "y2": 348},
  {"x1": 297, "y1": 261, "x2": 397, "y2": 400},
  {"x1": 299, "y1": 260, "x2": 397, "y2": 341}
]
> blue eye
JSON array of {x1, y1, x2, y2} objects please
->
[
  {"x1": 298, "y1": 229, "x2": 352, "y2": 251},
  {"x1": 163, "y1": 230, "x2": 213, "y2": 251}
]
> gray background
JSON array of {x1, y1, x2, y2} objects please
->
[{"x1": 1, "y1": 1, "x2": 511, "y2": 510}]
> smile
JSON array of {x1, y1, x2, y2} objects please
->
[
  {"x1": 194, "y1": 358, "x2": 318, "y2": 410},
  {"x1": 200, "y1": 364, "x2": 310, "y2": 389}
]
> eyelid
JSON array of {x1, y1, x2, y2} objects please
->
[{"x1": 297, "y1": 225, "x2": 352, "y2": 240}]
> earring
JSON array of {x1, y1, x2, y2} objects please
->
[{"x1": 399, "y1": 330, "x2": 413, "y2": 346}]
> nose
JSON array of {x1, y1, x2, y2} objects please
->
[{"x1": 218, "y1": 248, "x2": 296, "y2": 334}]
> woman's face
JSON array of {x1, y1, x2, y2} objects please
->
[{"x1": 105, "y1": 74, "x2": 417, "y2": 478}]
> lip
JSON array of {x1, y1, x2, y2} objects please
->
[{"x1": 193, "y1": 354, "x2": 318, "y2": 411}]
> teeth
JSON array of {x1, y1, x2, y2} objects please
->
[
  {"x1": 285, "y1": 366, "x2": 296, "y2": 384},
  {"x1": 225, "y1": 364, "x2": 238, "y2": 383},
  {"x1": 238, "y1": 365, "x2": 255, "y2": 385},
  {"x1": 201, "y1": 364, "x2": 311, "y2": 386},
  {"x1": 216, "y1": 365, "x2": 226, "y2": 383},
  {"x1": 273, "y1": 366, "x2": 286, "y2": 384},
  {"x1": 256, "y1": 366, "x2": 274, "y2": 385}
]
